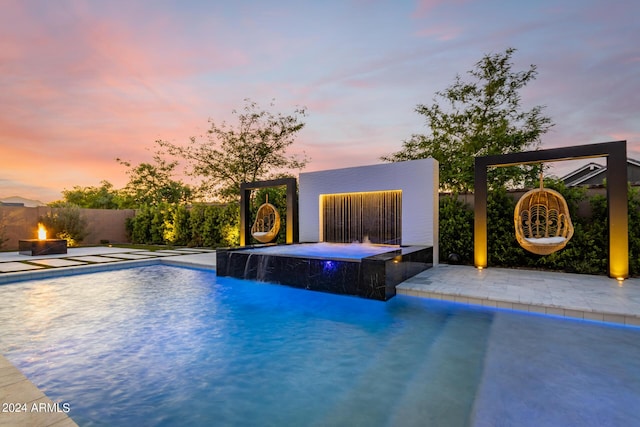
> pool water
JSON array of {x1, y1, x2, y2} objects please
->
[
  {"x1": 243, "y1": 242, "x2": 399, "y2": 259},
  {"x1": 0, "y1": 265, "x2": 639, "y2": 426}
]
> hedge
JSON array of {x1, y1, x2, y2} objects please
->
[
  {"x1": 440, "y1": 183, "x2": 640, "y2": 276},
  {"x1": 125, "y1": 188, "x2": 288, "y2": 248},
  {"x1": 126, "y1": 203, "x2": 240, "y2": 248}
]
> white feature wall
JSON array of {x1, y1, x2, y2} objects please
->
[{"x1": 298, "y1": 158, "x2": 439, "y2": 265}]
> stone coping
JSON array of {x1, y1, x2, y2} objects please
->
[
  {"x1": 0, "y1": 354, "x2": 78, "y2": 427},
  {"x1": 397, "y1": 264, "x2": 640, "y2": 328},
  {"x1": 0, "y1": 248, "x2": 216, "y2": 285}
]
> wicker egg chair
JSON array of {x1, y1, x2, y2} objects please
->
[
  {"x1": 251, "y1": 195, "x2": 281, "y2": 244},
  {"x1": 514, "y1": 175, "x2": 574, "y2": 256}
]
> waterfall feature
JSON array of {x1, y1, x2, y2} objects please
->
[
  {"x1": 216, "y1": 242, "x2": 433, "y2": 301},
  {"x1": 321, "y1": 190, "x2": 402, "y2": 245}
]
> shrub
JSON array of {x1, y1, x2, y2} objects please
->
[
  {"x1": 439, "y1": 195, "x2": 474, "y2": 263},
  {"x1": 486, "y1": 187, "x2": 528, "y2": 267},
  {"x1": 188, "y1": 205, "x2": 207, "y2": 247},
  {"x1": 127, "y1": 205, "x2": 152, "y2": 244},
  {"x1": 39, "y1": 204, "x2": 88, "y2": 246},
  {"x1": 164, "y1": 205, "x2": 191, "y2": 245},
  {"x1": 628, "y1": 186, "x2": 640, "y2": 275},
  {"x1": 174, "y1": 205, "x2": 192, "y2": 246},
  {"x1": 219, "y1": 203, "x2": 240, "y2": 246},
  {"x1": 126, "y1": 202, "x2": 240, "y2": 247},
  {"x1": 150, "y1": 209, "x2": 166, "y2": 244}
]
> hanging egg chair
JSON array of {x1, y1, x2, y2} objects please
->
[
  {"x1": 251, "y1": 195, "x2": 281, "y2": 244},
  {"x1": 514, "y1": 172, "x2": 574, "y2": 255}
]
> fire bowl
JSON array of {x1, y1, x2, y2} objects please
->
[{"x1": 19, "y1": 239, "x2": 68, "y2": 256}]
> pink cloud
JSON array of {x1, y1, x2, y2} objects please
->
[
  {"x1": 412, "y1": 0, "x2": 472, "y2": 18},
  {"x1": 414, "y1": 24, "x2": 462, "y2": 41}
]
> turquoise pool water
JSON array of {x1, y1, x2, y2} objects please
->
[
  {"x1": 0, "y1": 265, "x2": 639, "y2": 426},
  {"x1": 243, "y1": 242, "x2": 398, "y2": 259}
]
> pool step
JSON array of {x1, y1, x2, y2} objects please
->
[
  {"x1": 386, "y1": 309, "x2": 493, "y2": 426},
  {"x1": 314, "y1": 309, "x2": 454, "y2": 426},
  {"x1": 315, "y1": 305, "x2": 494, "y2": 426}
]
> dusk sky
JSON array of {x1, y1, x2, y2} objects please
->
[{"x1": 1, "y1": 0, "x2": 638, "y2": 203}]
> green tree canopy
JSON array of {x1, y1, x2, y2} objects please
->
[
  {"x1": 382, "y1": 48, "x2": 554, "y2": 194},
  {"x1": 51, "y1": 180, "x2": 122, "y2": 209},
  {"x1": 117, "y1": 155, "x2": 194, "y2": 207},
  {"x1": 158, "y1": 99, "x2": 308, "y2": 201}
]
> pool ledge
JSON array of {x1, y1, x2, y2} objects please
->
[{"x1": 397, "y1": 264, "x2": 640, "y2": 327}]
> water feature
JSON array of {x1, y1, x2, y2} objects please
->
[
  {"x1": 216, "y1": 243, "x2": 433, "y2": 300},
  {"x1": 321, "y1": 190, "x2": 402, "y2": 244}
]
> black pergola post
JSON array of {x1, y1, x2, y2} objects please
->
[
  {"x1": 474, "y1": 140, "x2": 628, "y2": 279},
  {"x1": 240, "y1": 178, "x2": 298, "y2": 246}
]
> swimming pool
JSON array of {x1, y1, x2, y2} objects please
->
[{"x1": 0, "y1": 265, "x2": 639, "y2": 426}]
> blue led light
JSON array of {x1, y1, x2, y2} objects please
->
[{"x1": 323, "y1": 260, "x2": 336, "y2": 272}]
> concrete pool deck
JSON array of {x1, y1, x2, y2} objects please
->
[
  {"x1": 0, "y1": 246, "x2": 638, "y2": 426},
  {"x1": 0, "y1": 246, "x2": 216, "y2": 284}
]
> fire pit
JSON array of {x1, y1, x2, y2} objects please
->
[{"x1": 18, "y1": 223, "x2": 67, "y2": 256}]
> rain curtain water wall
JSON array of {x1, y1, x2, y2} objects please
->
[
  {"x1": 298, "y1": 158, "x2": 439, "y2": 264},
  {"x1": 321, "y1": 191, "x2": 402, "y2": 244}
]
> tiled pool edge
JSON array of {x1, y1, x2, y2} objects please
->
[
  {"x1": 396, "y1": 286, "x2": 640, "y2": 327},
  {"x1": 0, "y1": 258, "x2": 160, "y2": 284},
  {"x1": 0, "y1": 354, "x2": 78, "y2": 427},
  {"x1": 0, "y1": 255, "x2": 216, "y2": 285}
]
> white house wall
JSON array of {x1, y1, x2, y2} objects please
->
[{"x1": 298, "y1": 158, "x2": 439, "y2": 264}]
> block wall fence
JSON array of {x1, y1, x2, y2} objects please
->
[{"x1": 0, "y1": 206, "x2": 136, "y2": 251}]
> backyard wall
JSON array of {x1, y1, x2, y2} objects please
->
[{"x1": 0, "y1": 206, "x2": 135, "y2": 251}]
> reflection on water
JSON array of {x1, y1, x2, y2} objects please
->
[{"x1": 0, "y1": 266, "x2": 639, "y2": 427}]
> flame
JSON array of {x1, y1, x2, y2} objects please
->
[{"x1": 37, "y1": 223, "x2": 47, "y2": 240}]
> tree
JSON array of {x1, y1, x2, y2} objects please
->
[
  {"x1": 158, "y1": 99, "x2": 308, "y2": 201},
  {"x1": 117, "y1": 155, "x2": 194, "y2": 208},
  {"x1": 382, "y1": 48, "x2": 553, "y2": 194},
  {"x1": 51, "y1": 180, "x2": 122, "y2": 209}
]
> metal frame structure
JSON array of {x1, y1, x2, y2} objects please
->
[
  {"x1": 240, "y1": 178, "x2": 298, "y2": 246},
  {"x1": 474, "y1": 141, "x2": 628, "y2": 279}
]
